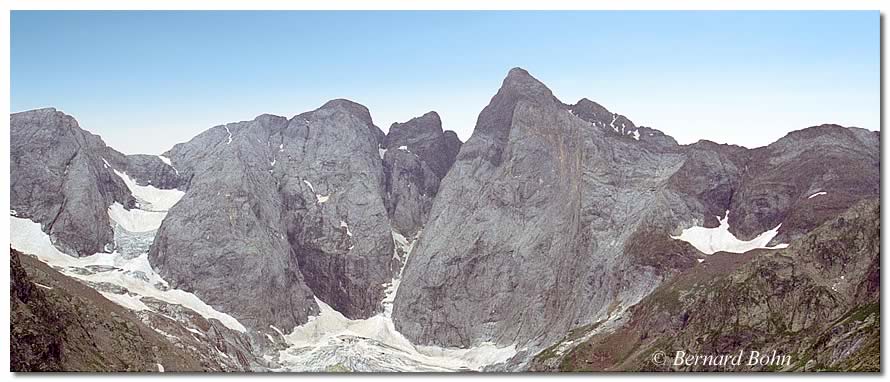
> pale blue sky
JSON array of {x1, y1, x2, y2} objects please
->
[{"x1": 12, "y1": 11, "x2": 879, "y2": 154}]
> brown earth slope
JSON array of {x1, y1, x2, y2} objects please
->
[
  {"x1": 10, "y1": 248, "x2": 208, "y2": 372},
  {"x1": 532, "y1": 198, "x2": 879, "y2": 372}
]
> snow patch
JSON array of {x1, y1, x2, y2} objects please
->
[
  {"x1": 808, "y1": 191, "x2": 827, "y2": 199},
  {"x1": 632, "y1": 130, "x2": 640, "y2": 140},
  {"x1": 157, "y1": 363, "x2": 165, "y2": 372},
  {"x1": 113, "y1": 170, "x2": 184, "y2": 211},
  {"x1": 398, "y1": 145, "x2": 409, "y2": 152},
  {"x1": 102, "y1": 158, "x2": 111, "y2": 169},
  {"x1": 34, "y1": 282, "x2": 53, "y2": 290},
  {"x1": 670, "y1": 211, "x2": 789, "y2": 255},
  {"x1": 302, "y1": 179, "x2": 330, "y2": 203},
  {"x1": 379, "y1": 146, "x2": 387, "y2": 159},
  {"x1": 340, "y1": 220, "x2": 353, "y2": 237}
]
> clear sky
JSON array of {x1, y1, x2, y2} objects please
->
[{"x1": 11, "y1": 11, "x2": 879, "y2": 155}]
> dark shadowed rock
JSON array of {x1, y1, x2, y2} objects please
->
[
  {"x1": 728, "y1": 125, "x2": 880, "y2": 243},
  {"x1": 381, "y1": 111, "x2": 462, "y2": 236},
  {"x1": 384, "y1": 112, "x2": 461, "y2": 179}
]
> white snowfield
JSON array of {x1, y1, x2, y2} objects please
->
[
  {"x1": 9, "y1": 216, "x2": 247, "y2": 332},
  {"x1": 113, "y1": 169, "x2": 184, "y2": 211},
  {"x1": 671, "y1": 211, "x2": 789, "y2": 255},
  {"x1": 273, "y1": 231, "x2": 519, "y2": 372}
]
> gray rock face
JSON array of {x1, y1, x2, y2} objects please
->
[
  {"x1": 149, "y1": 100, "x2": 394, "y2": 331},
  {"x1": 391, "y1": 67, "x2": 881, "y2": 355},
  {"x1": 124, "y1": 154, "x2": 187, "y2": 190},
  {"x1": 10, "y1": 108, "x2": 135, "y2": 256},
  {"x1": 392, "y1": 68, "x2": 701, "y2": 349},
  {"x1": 383, "y1": 149, "x2": 439, "y2": 237},
  {"x1": 728, "y1": 125, "x2": 880, "y2": 242},
  {"x1": 11, "y1": 69, "x2": 880, "y2": 371},
  {"x1": 381, "y1": 112, "x2": 462, "y2": 236},
  {"x1": 384, "y1": 112, "x2": 461, "y2": 179}
]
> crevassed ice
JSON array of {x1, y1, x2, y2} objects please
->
[
  {"x1": 670, "y1": 210, "x2": 789, "y2": 255},
  {"x1": 273, "y1": 231, "x2": 518, "y2": 372},
  {"x1": 9, "y1": 169, "x2": 247, "y2": 333},
  {"x1": 107, "y1": 202, "x2": 167, "y2": 232},
  {"x1": 9, "y1": 216, "x2": 247, "y2": 332}
]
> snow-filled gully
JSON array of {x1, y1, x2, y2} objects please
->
[{"x1": 10, "y1": 165, "x2": 518, "y2": 372}]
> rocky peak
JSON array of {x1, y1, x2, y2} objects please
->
[
  {"x1": 381, "y1": 110, "x2": 462, "y2": 236},
  {"x1": 570, "y1": 98, "x2": 612, "y2": 121},
  {"x1": 318, "y1": 98, "x2": 374, "y2": 124},
  {"x1": 11, "y1": 108, "x2": 137, "y2": 256},
  {"x1": 499, "y1": 67, "x2": 556, "y2": 102},
  {"x1": 384, "y1": 111, "x2": 443, "y2": 148}
]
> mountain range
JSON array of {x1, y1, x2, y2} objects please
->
[{"x1": 10, "y1": 68, "x2": 880, "y2": 372}]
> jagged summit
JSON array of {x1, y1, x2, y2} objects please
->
[
  {"x1": 497, "y1": 67, "x2": 555, "y2": 101},
  {"x1": 570, "y1": 98, "x2": 611, "y2": 119}
]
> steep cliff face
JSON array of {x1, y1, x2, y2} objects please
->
[
  {"x1": 382, "y1": 111, "x2": 462, "y2": 236},
  {"x1": 392, "y1": 68, "x2": 701, "y2": 349},
  {"x1": 10, "y1": 108, "x2": 188, "y2": 257},
  {"x1": 11, "y1": 248, "x2": 206, "y2": 372},
  {"x1": 10, "y1": 108, "x2": 134, "y2": 256},
  {"x1": 150, "y1": 100, "x2": 395, "y2": 331},
  {"x1": 542, "y1": 198, "x2": 879, "y2": 372},
  {"x1": 391, "y1": 68, "x2": 881, "y2": 358}
]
